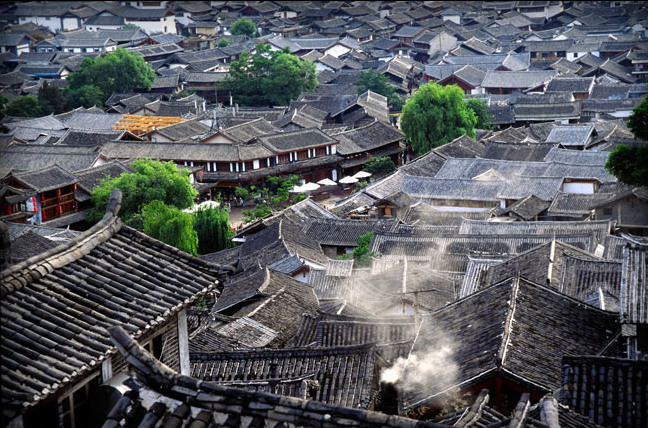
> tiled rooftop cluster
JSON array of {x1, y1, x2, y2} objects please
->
[{"x1": 1, "y1": 1, "x2": 647, "y2": 428}]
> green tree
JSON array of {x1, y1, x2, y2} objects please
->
[
  {"x1": 193, "y1": 205, "x2": 234, "y2": 254},
  {"x1": 627, "y1": 96, "x2": 648, "y2": 141},
  {"x1": 230, "y1": 18, "x2": 257, "y2": 37},
  {"x1": 88, "y1": 159, "x2": 197, "y2": 226},
  {"x1": 142, "y1": 201, "x2": 198, "y2": 255},
  {"x1": 465, "y1": 98, "x2": 493, "y2": 130},
  {"x1": 4, "y1": 95, "x2": 42, "y2": 117},
  {"x1": 217, "y1": 38, "x2": 232, "y2": 47},
  {"x1": 38, "y1": 81, "x2": 66, "y2": 114},
  {"x1": 604, "y1": 144, "x2": 648, "y2": 187},
  {"x1": 65, "y1": 84, "x2": 105, "y2": 108},
  {"x1": 236, "y1": 175, "x2": 306, "y2": 223},
  {"x1": 227, "y1": 44, "x2": 317, "y2": 106},
  {"x1": 356, "y1": 70, "x2": 404, "y2": 112},
  {"x1": 363, "y1": 156, "x2": 397, "y2": 177},
  {"x1": 400, "y1": 83, "x2": 477, "y2": 156},
  {"x1": 66, "y1": 48, "x2": 155, "y2": 104},
  {"x1": 340, "y1": 232, "x2": 377, "y2": 268}
]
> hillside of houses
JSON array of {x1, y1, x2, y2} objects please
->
[{"x1": 1, "y1": 2, "x2": 648, "y2": 428}]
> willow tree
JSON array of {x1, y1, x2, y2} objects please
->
[
  {"x1": 193, "y1": 205, "x2": 234, "y2": 255},
  {"x1": 400, "y1": 83, "x2": 477, "y2": 156},
  {"x1": 89, "y1": 159, "x2": 197, "y2": 227},
  {"x1": 142, "y1": 201, "x2": 198, "y2": 256}
]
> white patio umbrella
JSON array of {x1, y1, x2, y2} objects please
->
[
  {"x1": 339, "y1": 176, "x2": 359, "y2": 184},
  {"x1": 353, "y1": 171, "x2": 372, "y2": 179},
  {"x1": 291, "y1": 184, "x2": 305, "y2": 193},
  {"x1": 301, "y1": 182, "x2": 321, "y2": 191},
  {"x1": 317, "y1": 178, "x2": 337, "y2": 186}
]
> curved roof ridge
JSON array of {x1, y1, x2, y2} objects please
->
[{"x1": 1, "y1": 188, "x2": 123, "y2": 297}]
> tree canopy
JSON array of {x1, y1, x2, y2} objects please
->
[
  {"x1": 38, "y1": 81, "x2": 66, "y2": 115},
  {"x1": 363, "y1": 156, "x2": 397, "y2": 177},
  {"x1": 230, "y1": 18, "x2": 257, "y2": 37},
  {"x1": 3, "y1": 95, "x2": 43, "y2": 117},
  {"x1": 88, "y1": 159, "x2": 197, "y2": 226},
  {"x1": 627, "y1": 96, "x2": 648, "y2": 141},
  {"x1": 142, "y1": 201, "x2": 198, "y2": 255},
  {"x1": 227, "y1": 44, "x2": 318, "y2": 106},
  {"x1": 604, "y1": 144, "x2": 648, "y2": 187},
  {"x1": 356, "y1": 70, "x2": 404, "y2": 112},
  {"x1": 465, "y1": 98, "x2": 493, "y2": 130},
  {"x1": 193, "y1": 205, "x2": 234, "y2": 255},
  {"x1": 400, "y1": 83, "x2": 477, "y2": 156},
  {"x1": 65, "y1": 48, "x2": 156, "y2": 106}
]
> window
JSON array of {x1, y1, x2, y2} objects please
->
[
  {"x1": 253, "y1": 160, "x2": 260, "y2": 169},
  {"x1": 603, "y1": 207, "x2": 613, "y2": 216},
  {"x1": 542, "y1": 52, "x2": 551, "y2": 58},
  {"x1": 144, "y1": 334, "x2": 164, "y2": 360},
  {"x1": 59, "y1": 374, "x2": 102, "y2": 428}
]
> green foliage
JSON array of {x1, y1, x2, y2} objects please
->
[
  {"x1": 142, "y1": 201, "x2": 198, "y2": 255},
  {"x1": 38, "y1": 81, "x2": 66, "y2": 114},
  {"x1": 352, "y1": 231, "x2": 377, "y2": 268},
  {"x1": 4, "y1": 95, "x2": 42, "y2": 117},
  {"x1": 193, "y1": 205, "x2": 234, "y2": 255},
  {"x1": 363, "y1": 156, "x2": 397, "y2": 177},
  {"x1": 627, "y1": 96, "x2": 648, "y2": 141},
  {"x1": 356, "y1": 70, "x2": 404, "y2": 112},
  {"x1": 465, "y1": 98, "x2": 493, "y2": 130},
  {"x1": 230, "y1": 18, "x2": 257, "y2": 37},
  {"x1": 400, "y1": 83, "x2": 477, "y2": 156},
  {"x1": 65, "y1": 84, "x2": 105, "y2": 108},
  {"x1": 237, "y1": 175, "x2": 305, "y2": 223},
  {"x1": 227, "y1": 44, "x2": 318, "y2": 106},
  {"x1": 66, "y1": 48, "x2": 155, "y2": 104},
  {"x1": 88, "y1": 159, "x2": 197, "y2": 226},
  {"x1": 217, "y1": 38, "x2": 232, "y2": 47},
  {"x1": 604, "y1": 144, "x2": 648, "y2": 187},
  {"x1": 355, "y1": 180, "x2": 369, "y2": 192}
]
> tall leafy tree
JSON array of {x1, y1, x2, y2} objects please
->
[
  {"x1": 604, "y1": 96, "x2": 648, "y2": 187},
  {"x1": 88, "y1": 159, "x2": 197, "y2": 226},
  {"x1": 604, "y1": 144, "x2": 648, "y2": 187},
  {"x1": 142, "y1": 201, "x2": 198, "y2": 255},
  {"x1": 65, "y1": 84, "x2": 106, "y2": 108},
  {"x1": 465, "y1": 98, "x2": 493, "y2": 130},
  {"x1": 4, "y1": 95, "x2": 42, "y2": 117},
  {"x1": 227, "y1": 44, "x2": 317, "y2": 106},
  {"x1": 230, "y1": 18, "x2": 257, "y2": 37},
  {"x1": 356, "y1": 70, "x2": 404, "y2": 112},
  {"x1": 38, "y1": 81, "x2": 66, "y2": 114},
  {"x1": 400, "y1": 83, "x2": 477, "y2": 156},
  {"x1": 627, "y1": 95, "x2": 648, "y2": 141},
  {"x1": 66, "y1": 48, "x2": 155, "y2": 104},
  {"x1": 193, "y1": 205, "x2": 234, "y2": 254}
]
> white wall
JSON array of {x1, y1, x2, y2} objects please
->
[
  {"x1": 62, "y1": 16, "x2": 81, "y2": 31},
  {"x1": 125, "y1": 15, "x2": 176, "y2": 34},
  {"x1": 563, "y1": 182, "x2": 595, "y2": 194}
]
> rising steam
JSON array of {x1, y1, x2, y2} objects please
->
[{"x1": 381, "y1": 335, "x2": 458, "y2": 394}]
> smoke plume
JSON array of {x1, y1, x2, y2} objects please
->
[{"x1": 381, "y1": 335, "x2": 458, "y2": 395}]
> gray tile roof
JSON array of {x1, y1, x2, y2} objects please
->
[
  {"x1": 403, "y1": 278, "x2": 618, "y2": 409},
  {"x1": 481, "y1": 70, "x2": 558, "y2": 89},
  {"x1": 0, "y1": 145, "x2": 100, "y2": 172},
  {"x1": 1, "y1": 190, "x2": 231, "y2": 420},
  {"x1": 545, "y1": 125, "x2": 594, "y2": 146}
]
